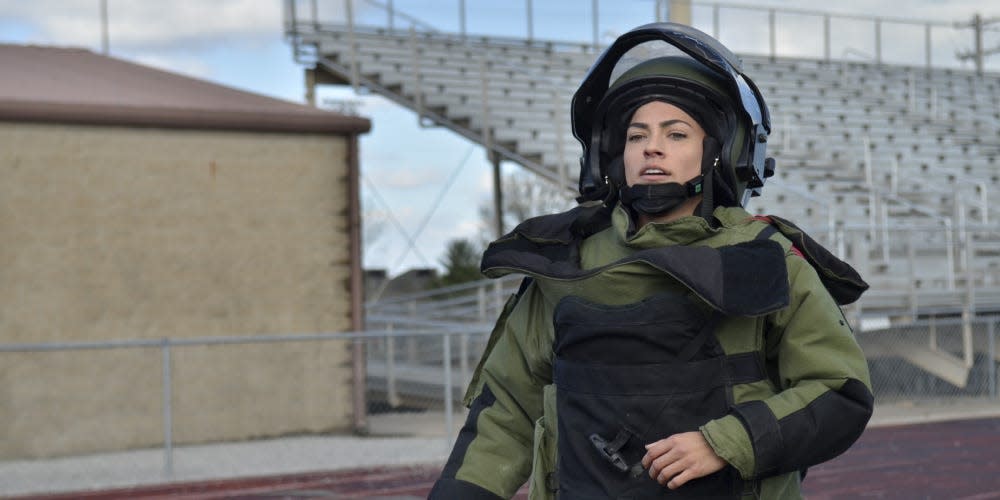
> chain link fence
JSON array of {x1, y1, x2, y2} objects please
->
[
  {"x1": 859, "y1": 316, "x2": 999, "y2": 403},
  {"x1": 365, "y1": 280, "x2": 1000, "y2": 438},
  {"x1": 1, "y1": 277, "x2": 998, "y2": 475}
]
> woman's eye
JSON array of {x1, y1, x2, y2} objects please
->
[
  {"x1": 668, "y1": 131, "x2": 688, "y2": 140},
  {"x1": 627, "y1": 133, "x2": 645, "y2": 142}
]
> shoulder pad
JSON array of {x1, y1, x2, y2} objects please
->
[
  {"x1": 497, "y1": 202, "x2": 611, "y2": 244},
  {"x1": 756, "y1": 215, "x2": 869, "y2": 305}
]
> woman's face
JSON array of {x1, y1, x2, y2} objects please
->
[{"x1": 623, "y1": 100, "x2": 706, "y2": 188}]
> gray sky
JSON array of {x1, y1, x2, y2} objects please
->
[{"x1": 1, "y1": 0, "x2": 997, "y2": 275}]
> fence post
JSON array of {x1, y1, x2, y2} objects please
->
[
  {"x1": 712, "y1": 4, "x2": 720, "y2": 39},
  {"x1": 874, "y1": 18, "x2": 882, "y2": 64},
  {"x1": 925, "y1": 23, "x2": 932, "y2": 69},
  {"x1": 592, "y1": 0, "x2": 599, "y2": 48},
  {"x1": 387, "y1": 324, "x2": 400, "y2": 407},
  {"x1": 824, "y1": 15, "x2": 831, "y2": 62},
  {"x1": 908, "y1": 229, "x2": 917, "y2": 317},
  {"x1": 443, "y1": 333, "x2": 455, "y2": 447},
  {"x1": 989, "y1": 320, "x2": 997, "y2": 398},
  {"x1": 407, "y1": 301, "x2": 418, "y2": 362},
  {"x1": 161, "y1": 338, "x2": 174, "y2": 478},
  {"x1": 460, "y1": 331, "x2": 469, "y2": 390},
  {"x1": 459, "y1": 0, "x2": 466, "y2": 38},
  {"x1": 769, "y1": 9, "x2": 776, "y2": 59},
  {"x1": 526, "y1": 0, "x2": 534, "y2": 41}
]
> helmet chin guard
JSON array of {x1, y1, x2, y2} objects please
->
[{"x1": 572, "y1": 22, "x2": 775, "y2": 207}]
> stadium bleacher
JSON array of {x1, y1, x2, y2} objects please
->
[{"x1": 285, "y1": 4, "x2": 1000, "y2": 390}]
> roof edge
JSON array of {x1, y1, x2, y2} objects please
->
[{"x1": 0, "y1": 99, "x2": 372, "y2": 135}]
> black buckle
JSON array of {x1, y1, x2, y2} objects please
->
[
  {"x1": 590, "y1": 432, "x2": 631, "y2": 473},
  {"x1": 589, "y1": 429, "x2": 646, "y2": 478}
]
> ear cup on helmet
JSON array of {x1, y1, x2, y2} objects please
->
[{"x1": 606, "y1": 156, "x2": 625, "y2": 189}]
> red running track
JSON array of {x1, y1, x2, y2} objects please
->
[{"x1": 13, "y1": 417, "x2": 1000, "y2": 499}]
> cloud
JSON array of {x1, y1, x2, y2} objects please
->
[
  {"x1": 0, "y1": 0, "x2": 282, "y2": 50},
  {"x1": 374, "y1": 169, "x2": 437, "y2": 190},
  {"x1": 128, "y1": 52, "x2": 215, "y2": 79}
]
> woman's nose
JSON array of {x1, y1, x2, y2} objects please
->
[{"x1": 644, "y1": 135, "x2": 664, "y2": 156}]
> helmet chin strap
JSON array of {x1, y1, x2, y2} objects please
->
[
  {"x1": 618, "y1": 136, "x2": 721, "y2": 220},
  {"x1": 619, "y1": 177, "x2": 703, "y2": 218}
]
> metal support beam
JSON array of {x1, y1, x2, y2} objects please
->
[
  {"x1": 492, "y1": 152, "x2": 505, "y2": 239},
  {"x1": 824, "y1": 15, "x2": 831, "y2": 62},
  {"x1": 669, "y1": 0, "x2": 692, "y2": 25},
  {"x1": 526, "y1": 0, "x2": 534, "y2": 40},
  {"x1": 305, "y1": 68, "x2": 317, "y2": 106},
  {"x1": 161, "y1": 339, "x2": 173, "y2": 478},
  {"x1": 346, "y1": 0, "x2": 359, "y2": 91},
  {"x1": 348, "y1": 133, "x2": 368, "y2": 434},
  {"x1": 459, "y1": 0, "x2": 466, "y2": 38},
  {"x1": 100, "y1": 0, "x2": 109, "y2": 55},
  {"x1": 769, "y1": 9, "x2": 776, "y2": 59},
  {"x1": 925, "y1": 23, "x2": 932, "y2": 69},
  {"x1": 875, "y1": 18, "x2": 883, "y2": 64},
  {"x1": 592, "y1": 0, "x2": 599, "y2": 48}
]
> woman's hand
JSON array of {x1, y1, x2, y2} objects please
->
[{"x1": 641, "y1": 431, "x2": 727, "y2": 489}]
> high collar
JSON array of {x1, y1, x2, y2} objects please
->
[
  {"x1": 613, "y1": 202, "x2": 719, "y2": 249},
  {"x1": 612, "y1": 203, "x2": 758, "y2": 249}
]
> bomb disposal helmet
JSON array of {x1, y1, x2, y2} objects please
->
[{"x1": 572, "y1": 22, "x2": 775, "y2": 207}]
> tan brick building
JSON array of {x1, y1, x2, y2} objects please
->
[{"x1": 0, "y1": 45, "x2": 371, "y2": 459}]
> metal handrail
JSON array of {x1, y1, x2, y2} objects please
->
[
  {"x1": 365, "y1": 274, "x2": 521, "y2": 308},
  {"x1": 0, "y1": 326, "x2": 489, "y2": 479},
  {"x1": 285, "y1": 0, "x2": 994, "y2": 72}
]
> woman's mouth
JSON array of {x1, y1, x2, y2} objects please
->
[{"x1": 640, "y1": 167, "x2": 669, "y2": 179}]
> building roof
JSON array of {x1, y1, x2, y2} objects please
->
[{"x1": 0, "y1": 44, "x2": 370, "y2": 134}]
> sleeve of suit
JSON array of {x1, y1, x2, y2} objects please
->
[
  {"x1": 700, "y1": 254, "x2": 874, "y2": 479},
  {"x1": 429, "y1": 282, "x2": 553, "y2": 499}
]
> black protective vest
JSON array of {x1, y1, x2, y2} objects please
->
[{"x1": 553, "y1": 292, "x2": 748, "y2": 499}]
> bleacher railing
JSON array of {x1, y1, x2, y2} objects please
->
[
  {"x1": 285, "y1": 0, "x2": 995, "y2": 72},
  {"x1": 284, "y1": 1, "x2": 1000, "y2": 314}
]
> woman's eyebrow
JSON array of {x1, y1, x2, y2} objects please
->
[{"x1": 627, "y1": 119, "x2": 691, "y2": 129}]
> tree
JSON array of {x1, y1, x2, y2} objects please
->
[
  {"x1": 478, "y1": 170, "x2": 576, "y2": 246},
  {"x1": 436, "y1": 238, "x2": 483, "y2": 287}
]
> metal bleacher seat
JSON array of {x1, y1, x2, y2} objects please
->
[{"x1": 289, "y1": 19, "x2": 1000, "y2": 320}]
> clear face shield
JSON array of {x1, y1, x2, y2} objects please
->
[
  {"x1": 607, "y1": 40, "x2": 688, "y2": 83},
  {"x1": 572, "y1": 23, "x2": 773, "y2": 206}
]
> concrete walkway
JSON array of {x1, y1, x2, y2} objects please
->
[
  {"x1": 0, "y1": 435, "x2": 451, "y2": 498},
  {"x1": 0, "y1": 411, "x2": 459, "y2": 498}
]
